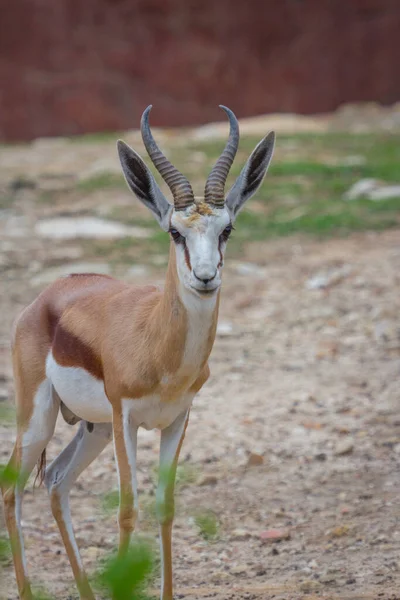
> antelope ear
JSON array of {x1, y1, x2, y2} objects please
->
[
  {"x1": 225, "y1": 131, "x2": 275, "y2": 219},
  {"x1": 117, "y1": 140, "x2": 172, "y2": 231}
]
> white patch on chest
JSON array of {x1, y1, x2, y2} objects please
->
[
  {"x1": 123, "y1": 393, "x2": 194, "y2": 431},
  {"x1": 46, "y1": 352, "x2": 112, "y2": 423},
  {"x1": 179, "y1": 285, "x2": 216, "y2": 372}
]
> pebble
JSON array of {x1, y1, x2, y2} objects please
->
[
  {"x1": 368, "y1": 185, "x2": 400, "y2": 201},
  {"x1": 231, "y1": 529, "x2": 252, "y2": 541},
  {"x1": 306, "y1": 265, "x2": 352, "y2": 290},
  {"x1": 246, "y1": 452, "x2": 264, "y2": 467},
  {"x1": 343, "y1": 178, "x2": 380, "y2": 200},
  {"x1": 35, "y1": 217, "x2": 151, "y2": 240},
  {"x1": 308, "y1": 559, "x2": 318, "y2": 569},
  {"x1": 343, "y1": 178, "x2": 400, "y2": 201},
  {"x1": 210, "y1": 571, "x2": 230, "y2": 582},
  {"x1": 319, "y1": 572, "x2": 337, "y2": 584},
  {"x1": 334, "y1": 438, "x2": 354, "y2": 456},
  {"x1": 216, "y1": 321, "x2": 234, "y2": 336},
  {"x1": 230, "y1": 564, "x2": 248, "y2": 575},
  {"x1": 197, "y1": 474, "x2": 218, "y2": 486},
  {"x1": 260, "y1": 528, "x2": 290, "y2": 543}
]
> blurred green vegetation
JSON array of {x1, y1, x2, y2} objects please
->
[
  {"x1": 77, "y1": 172, "x2": 126, "y2": 193},
  {"x1": 180, "y1": 133, "x2": 400, "y2": 250},
  {"x1": 94, "y1": 538, "x2": 155, "y2": 600},
  {"x1": 194, "y1": 510, "x2": 219, "y2": 541},
  {"x1": 67, "y1": 132, "x2": 400, "y2": 263}
]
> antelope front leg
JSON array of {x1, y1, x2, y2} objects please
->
[
  {"x1": 156, "y1": 409, "x2": 190, "y2": 600},
  {"x1": 112, "y1": 405, "x2": 138, "y2": 556}
]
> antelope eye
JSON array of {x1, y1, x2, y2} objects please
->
[
  {"x1": 169, "y1": 228, "x2": 184, "y2": 243},
  {"x1": 221, "y1": 224, "x2": 233, "y2": 241}
]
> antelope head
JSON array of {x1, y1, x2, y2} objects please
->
[{"x1": 118, "y1": 106, "x2": 275, "y2": 298}]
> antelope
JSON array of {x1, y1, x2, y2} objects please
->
[{"x1": 1, "y1": 105, "x2": 275, "y2": 600}]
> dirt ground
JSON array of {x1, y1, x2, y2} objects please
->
[
  {"x1": 1, "y1": 225, "x2": 399, "y2": 599},
  {"x1": 1, "y1": 114, "x2": 400, "y2": 599}
]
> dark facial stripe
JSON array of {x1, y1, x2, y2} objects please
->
[
  {"x1": 184, "y1": 245, "x2": 192, "y2": 271},
  {"x1": 52, "y1": 325, "x2": 103, "y2": 380},
  {"x1": 217, "y1": 239, "x2": 224, "y2": 269}
]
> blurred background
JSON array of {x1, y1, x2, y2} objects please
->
[
  {"x1": 1, "y1": 0, "x2": 400, "y2": 141},
  {"x1": 1, "y1": 2, "x2": 400, "y2": 599}
]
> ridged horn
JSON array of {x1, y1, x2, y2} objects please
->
[
  {"x1": 204, "y1": 105, "x2": 240, "y2": 207},
  {"x1": 141, "y1": 105, "x2": 194, "y2": 210}
]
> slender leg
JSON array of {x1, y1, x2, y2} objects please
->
[
  {"x1": 45, "y1": 421, "x2": 112, "y2": 600},
  {"x1": 156, "y1": 409, "x2": 190, "y2": 600},
  {"x1": 2, "y1": 379, "x2": 59, "y2": 600},
  {"x1": 112, "y1": 404, "x2": 138, "y2": 556}
]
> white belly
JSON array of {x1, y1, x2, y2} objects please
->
[
  {"x1": 46, "y1": 353, "x2": 112, "y2": 423},
  {"x1": 46, "y1": 352, "x2": 194, "y2": 429}
]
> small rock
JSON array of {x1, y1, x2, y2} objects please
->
[
  {"x1": 308, "y1": 559, "x2": 318, "y2": 569},
  {"x1": 35, "y1": 217, "x2": 151, "y2": 240},
  {"x1": 0, "y1": 387, "x2": 8, "y2": 401},
  {"x1": 299, "y1": 580, "x2": 320, "y2": 592},
  {"x1": 197, "y1": 474, "x2": 218, "y2": 486},
  {"x1": 319, "y1": 572, "x2": 336, "y2": 584},
  {"x1": 246, "y1": 452, "x2": 264, "y2": 467},
  {"x1": 210, "y1": 571, "x2": 230, "y2": 583},
  {"x1": 230, "y1": 564, "x2": 248, "y2": 575},
  {"x1": 334, "y1": 439, "x2": 354, "y2": 456},
  {"x1": 344, "y1": 178, "x2": 380, "y2": 200},
  {"x1": 231, "y1": 529, "x2": 252, "y2": 541},
  {"x1": 216, "y1": 321, "x2": 234, "y2": 336},
  {"x1": 306, "y1": 265, "x2": 352, "y2": 290},
  {"x1": 343, "y1": 178, "x2": 400, "y2": 201},
  {"x1": 368, "y1": 185, "x2": 400, "y2": 201},
  {"x1": 260, "y1": 528, "x2": 290, "y2": 543}
]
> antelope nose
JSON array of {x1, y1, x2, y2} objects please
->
[{"x1": 193, "y1": 270, "x2": 217, "y2": 285}]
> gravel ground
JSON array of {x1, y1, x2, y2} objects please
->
[{"x1": 1, "y1": 226, "x2": 400, "y2": 599}]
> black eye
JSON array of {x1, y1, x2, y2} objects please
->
[
  {"x1": 169, "y1": 228, "x2": 185, "y2": 243},
  {"x1": 220, "y1": 224, "x2": 233, "y2": 242}
]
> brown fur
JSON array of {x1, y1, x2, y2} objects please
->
[
  {"x1": 6, "y1": 241, "x2": 218, "y2": 599},
  {"x1": 186, "y1": 200, "x2": 214, "y2": 225},
  {"x1": 53, "y1": 325, "x2": 104, "y2": 380},
  {"x1": 12, "y1": 244, "x2": 216, "y2": 424},
  {"x1": 195, "y1": 200, "x2": 214, "y2": 216}
]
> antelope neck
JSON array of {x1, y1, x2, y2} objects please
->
[{"x1": 154, "y1": 243, "x2": 219, "y2": 364}]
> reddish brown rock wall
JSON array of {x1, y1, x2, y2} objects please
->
[{"x1": 0, "y1": 0, "x2": 399, "y2": 141}]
